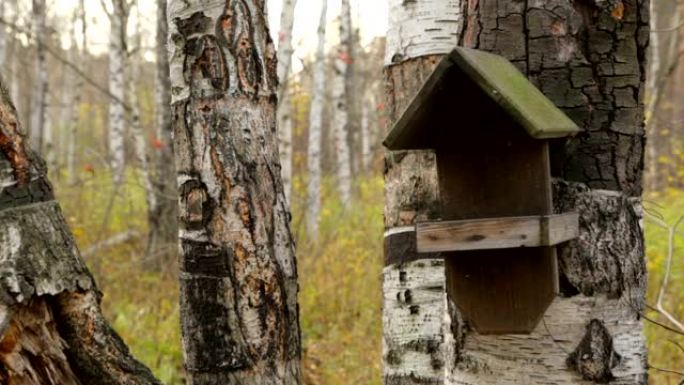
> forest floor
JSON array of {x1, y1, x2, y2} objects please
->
[{"x1": 55, "y1": 171, "x2": 682, "y2": 385}]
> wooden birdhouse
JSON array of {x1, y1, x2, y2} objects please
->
[{"x1": 384, "y1": 47, "x2": 581, "y2": 334}]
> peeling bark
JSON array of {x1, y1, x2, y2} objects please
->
[
  {"x1": 0, "y1": 76, "x2": 160, "y2": 385},
  {"x1": 168, "y1": 1, "x2": 301, "y2": 383},
  {"x1": 306, "y1": 0, "x2": 328, "y2": 240},
  {"x1": 445, "y1": 1, "x2": 649, "y2": 384},
  {"x1": 384, "y1": 1, "x2": 648, "y2": 384}
]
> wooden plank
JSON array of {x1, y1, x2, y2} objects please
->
[
  {"x1": 436, "y1": 133, "x2": 558, "y2": 334},
  {"x1": 416, "y1": 213, "x2": 579, "y2": 253}
]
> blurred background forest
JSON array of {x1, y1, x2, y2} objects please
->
[{"x1": 0, "y1": 0, "x2": 683, "y2": 384}]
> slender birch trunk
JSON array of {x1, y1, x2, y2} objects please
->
[
  {"x1": 0, "y1": 74, "x2": 161, "y2": 385},
  {"x1": 331, "y1": 0, "x2": 353, "y2": 205},
  {"x1": 168, "y1": 1, "x2": 301, "y2": 383},
  {"x1": 145, "y1": 0, "x2": 178, "y2": 269},
  {"x1": 307, "y1": 0, "x2": 328, "y2": 240},
  {"x1": 361, "y1": 91, "x2": 374, "y2": 173},
  {"x1": 129, "y1": 15, "x2": 156, "y2": 231},
  {"x1": 29, "y1": 0, "x2": 48, "y2": 157},
  {"x1": 276, "y1": 0, "x2": 297, "y2": 204},
  {"x1": 105, "y1": 0, "x2": 129, "y2": 185},
  {"x1": 65, "y1": 1, "x2": 86, "y2": 183}
]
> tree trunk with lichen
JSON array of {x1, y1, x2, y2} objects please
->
[
  {"x1": 168, "y1": 1, "x2": 301, "y2": 384},
  {"x1": 0, "y1": 77, "x2": 160, "y2": 384},
  {"x1": 384, "y1": 0, "x2": 650, "y2": 384}
]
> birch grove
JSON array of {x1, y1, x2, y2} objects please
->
[
  {"x1": 276, "y1": 0, "x2": 297, "y2": 204},
  {"x1": 306, "y1": 0, "x2": 328, "y2": 240},
  {"x1": 65, "y1": 1, "x2": 86, "y2": 183},
  {"x1": 168, "y1": 0, "x2": 301, "y2": 382},
  {"x1": 331, "y1": 0, "x2": 353, "y2": 206}
]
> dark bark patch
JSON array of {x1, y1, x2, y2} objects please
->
[
  {"x1": 174, "y1": 11, "x2": 212, "y2": 37},
  {"x1": 567, "y1": 319, "x2": 622, "y2": 383}
]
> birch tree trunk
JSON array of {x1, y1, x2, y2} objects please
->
[
  {"x1": 146, "y1": 0, "x2": 178, "y2": 269},
  {"x1": 444, "y1": 2, "x2": 649, "y2": 383},
  {"x1": 168, "y1": 1, "x2": 301, "y2": 383},
  {"x1": 0, "y1": 75, "x2": 161, "y2": 385},
  {"x1": 276, "y1": 0, "x2": 297, "y2": 204},
  {"x1": 307, "y1": 0, "x2": 328, "y2": 240},
  {"x1": 382, "y1": 1, "x2": 463, "y2": 383},
  {"x1": 65, "y1": 1, "x2": 86, "y2": 184},
  {"x1": 361, "y1": 91, "x2": 374, "y2": 173},
  {"x1": 331, "y1": 0, "x2": 353, "y2": 206},
  {"x1": 29, "y1": 0, "x2": 48, "y2": 157},
  {"x1": 106, "y1": 0, "x2": 129, "y2": 185},
  {"x1": 129, "y1": 16, "x2": 156, "y2": 238}
]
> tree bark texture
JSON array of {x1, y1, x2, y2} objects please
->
[
  {"x1": 0, "y1": 76, "x2": 160, "y2": 384},
  {"x1": 447, "y1": 2, "x2": 649, "y2": 383},
  {"x1": 331, "y1": 0, "x2": 353, "y2": 206},
  {"x1": 306, "y1": 0, "x2": 328, "y2": 240},
  {"x1": 168, "y1": 1, "x2": 301, "y2": 384},
  {"x1": 146, "y1": 0, "x2": 179, "y2": 269},
  {"x1": 276, "y1": 0, "x2": 297, "y2": 204},
  {"x1": 384, "y1": 0, "x2": 649, "y2": 384},
  {"x1": 29, "y1": 0, "x2": 48, "y2": 157},
  {"x1": 383, "y1": 2, "x2": 464, "y2": 384},
  {"x1": 106, "y1": 0, "x2": 129, "y2": 185}
]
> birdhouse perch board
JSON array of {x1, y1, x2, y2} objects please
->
[{"x1": 383, "y1": 47, "x2": 581, "y2": 335}]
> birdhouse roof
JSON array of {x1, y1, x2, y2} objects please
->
[{"x1": 384, "y1": 48, "x2": 581, "y2": 150}]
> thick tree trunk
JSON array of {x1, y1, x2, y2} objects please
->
[
  {"x1": 106, "y1": 0, "x2": 129, "y2": 185},
  {"x1": 276, "y1": 0, "x2": 297, "y2": 204},
  {"x1": 145, "y1": 0, "x2": 178, "y2": 269},
  {"x1": 168, "y1": 1, "x2": 301, "y2": 384},
  {"x1": 29, "y1": 0, "x2": 48, "y2": 157},
  {"x1": 382, "y1": 1, "x2": 463, "y2": 383},
  {"x1": 331, "y1": 0, "x2": 353, "y2": 206},
  {"x1": 306, "y1": 0, "x2": 328, "y2": 240},
  {"x1": 0, "y1": 75, "x2": 160, "y2": 385},
  {"x1": 384, "y1": 1, "x2": 649, "y2": 384}
]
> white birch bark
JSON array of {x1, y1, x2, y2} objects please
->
[
  {"x1": 331, "y1": 0, "x2": 353, "y2": 206},
  {"x1": 306, "y1": 0, "x2": 327, "y2": 240},
  {"x1": 30, "y1": 0, "x2": 49, "y2": 158},
  {"x1": 66, "y1": 0, "x2": 87, "y2": 183},
  {"x1": 276, "y1": 0, "x2": 297, "y2": 204},
  {"x1": 105, "y1": 0, "x2": 129, "y2": 185},
  {"x1": 129, "y1": 15, "x2": 156, "y2": 214},
  {"x1": 383, "y1": 1, "x2": 462, "y2": 383},
  {"x1": 385, "y1": 0, "x2": 464, "y2": 65},
  {"x1": 361, "y1": 91, "x2": 374, "y2": 173}
]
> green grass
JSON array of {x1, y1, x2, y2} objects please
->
[{"x1": 56, "y1": 167, "x2": 684, "y2": 385}]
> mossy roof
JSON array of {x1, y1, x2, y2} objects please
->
[{"x1": 384, "y1": 47, "x2": 581, "y2": 150}]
